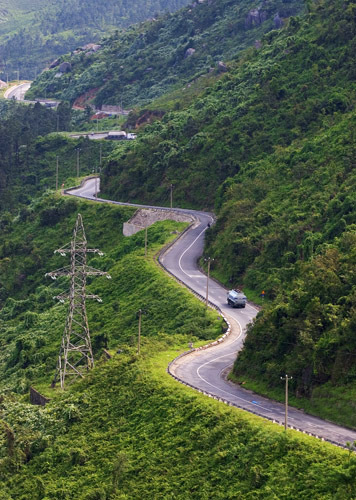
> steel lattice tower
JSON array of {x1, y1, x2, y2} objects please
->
[{"x1": 46, "y1": 214, "x2": 111, "y2": 389}]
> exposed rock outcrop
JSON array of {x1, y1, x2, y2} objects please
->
[
  {"x1": 245, "y1": 8, "x2": 268, "y2": 29},
  {"x1": 274, "y1": 13, "x2": 283, "y2": 29},
  {"x1": 59, "y1": 62, "x2": 72, "y2": 73},
  {"x1": 217, "y1": 61, "x2": 228, "y2": 73},
  {"x1": 49, "y1": 58, "x2": 60, "y2": 69},
  {"x1": 185, "y1": 48, "x2": 196, "y2": 58}
]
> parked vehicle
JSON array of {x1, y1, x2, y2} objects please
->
[{"x1": 227, "y1": 289, "x2": 247, "y2": 308}]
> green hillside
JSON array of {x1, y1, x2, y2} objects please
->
[
  {"x1": 84, "y1": 0, "x2": 356, "y2": 421},
  {"x1": 0, "y1": 195, "x2": 355, "y2": 498},
  {"x1": 0, "y1": 0, "x2": 191, "y2": 81},
  {"x1": 3, "y1": 0, "x2": 355, "y2": 428},
  {"x1": 0, "y1": 0, "x2": 356, "y2": 492},
  {"x1": 27, "y1": 0, "x2": 304, "y2": 107},
  {"x1": 0, "y1": 100, "x2": 115, "y2": 212}
]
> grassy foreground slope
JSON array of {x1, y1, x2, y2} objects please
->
[
  {"x1": 0, "y1": 196, "x2": 355, "y2": 499},
  {"x1": 2, "y1": 352, "x2": 356, "y2": 499},
  {"x1": 28, "y1": 0, "x2": 304, "y2": 107}
]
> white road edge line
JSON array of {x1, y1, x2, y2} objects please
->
[
  {"x1": 195, "y1": 316, "x2": 273, "y2": 412},
  {"x1": 178, "y1": 226, "x2": 208, "y2": 278}
]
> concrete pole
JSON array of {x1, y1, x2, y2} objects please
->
[
  {"x1": 95, "y1": 174, "x2": 98, "y2": 199},
  {"x1": 56, "y1": 156, "x2": 59, "y2": 191},
  {"x1": 281, "y1": 374, "x2": 292, "y2": 430},
  {"x1": 205, "y1": 257, "x2": 214, "y2": 307},
  {"x1": 76, "y1": 149, "x2": 80, "y2": 178}
]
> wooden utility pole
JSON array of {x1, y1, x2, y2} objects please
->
[{"x1": 281, "y1": 374, "x2": 292, "y2": 430}]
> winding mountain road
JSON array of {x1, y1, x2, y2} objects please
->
[
  {"x1": 68, "y1": 177, "x2": 356, "y2": 447},
  {"x1": 4, "y1": 82, "x2": 59, "y2": 107},
  {"x1": 4, "y1": 82, "x2": 32, "y2": 100}
]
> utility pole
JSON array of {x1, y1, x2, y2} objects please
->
[
  {"x1": 94, "y1": 143, "x2": 103, "y2": 199},
  {"x1": 144, "y1": 226, "x2": 148, "y2": 257},
  {"x1": 280, "y1": 374, "x2": 292, "y2": 431},
  {"x1": 76, "y1": 148, "x2": 80, "y2": 178},
  {"x1": 56, "y1": 156, "x2": 59, "y2": 191},
  {"x1": 137, "y1": 308, "x2": 147, "y2": 354},
  {"x1": 204, "y1": 257, "x2": 214, "y2": 307},
  {"x1": 46, "y1": 214, "x2": 112, "y2": 389},
  {"x1": 170, "y1": 183, "x2": 173, "y2": 209},
  {"x1": 138, "y1": 309, "x2": 142, "y2": 355},
  {"x1": 95, "y1": 172, "x2": 98, "y2": 199}
]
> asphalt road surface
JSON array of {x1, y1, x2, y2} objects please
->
[
  {"x1": 4, "y1": 82, "x2": 59, "y2": 107},
  {"x1": 4, "y1": 82, "x2": 31, "y2": 100},
  {"x1": 68, "y1": 177, "x2": 356, "y2": 447}
]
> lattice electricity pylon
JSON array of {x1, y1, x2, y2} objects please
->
[{"x1": 46, "y1": 213, "x2": 111, "y2": 389}]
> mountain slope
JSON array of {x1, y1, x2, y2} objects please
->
[
  {"x1": 0, "y1": 0, "x2": 191, "y2": 80},
  {"x1": 93, "y1": 0, "x2": 356, "y2": 418},
  {"x1": 27, "y1": 0, "x2": 304, "y2": 107}
]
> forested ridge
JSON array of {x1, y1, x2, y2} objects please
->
[
  {"x1": 0, "y1": 0, "x2": 191, "y2": 80},
  {"x1": 28, "y1": 0, "x2": 304, "y2": 107},
  {"x1": 92, "y1": 0, "x2": 356, "y2": 421}
]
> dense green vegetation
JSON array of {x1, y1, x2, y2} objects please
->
[
  {"x1": 0, "y1": 0, "x2": 191, "y2": 81},
  {"x1": 0, "y1": 0, "x2": 355, "y2": 495},
  {"x1": 0, "y1": 100, "x2": 115, "y2": 211},
  {"x1": 89, "y1": 0, "x2": 356, "y2": 421},
  {"x1": 28, "y1": 0, "x2": 304, "y2": 108},
  {"x1": 0, "y1": 195, "x2": 223, "y2": 391},
  {"x1": 227, "y1": 111, "x2": 356, "y2": 427},
  {"x1": 2, "y1": 350, "x2": 356, "y2": 498},
  {"x1": 0, "y1": 196, "x2": 355, "y2": 498}
]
